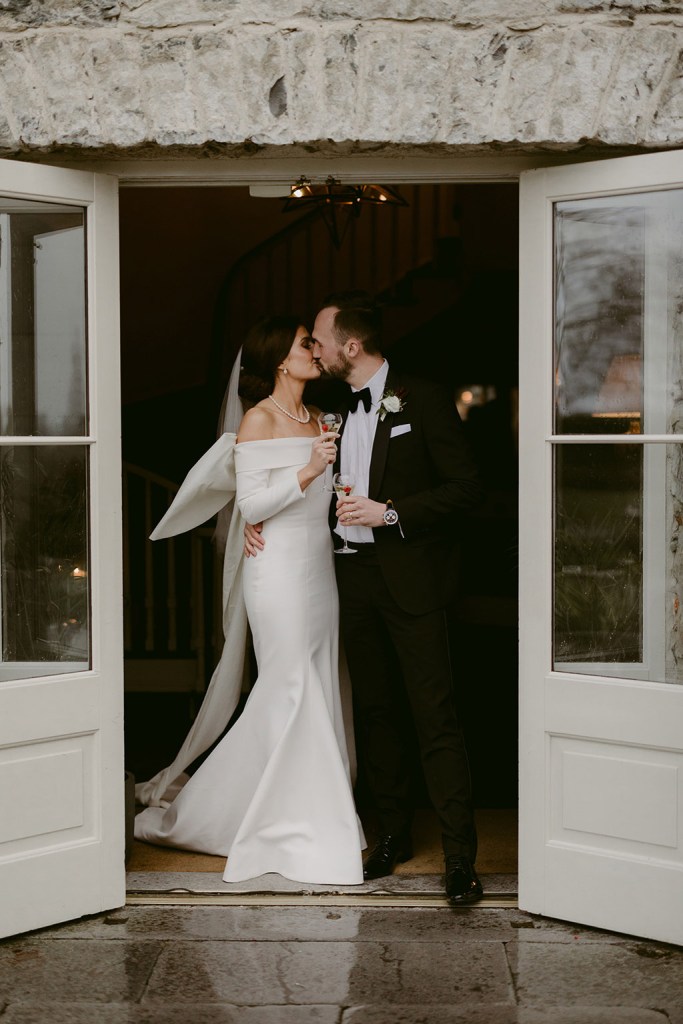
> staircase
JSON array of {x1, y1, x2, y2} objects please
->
[
  {"x1": 122, "y1": 462, "x2": 221, "y2": 696},
  {"x1": 208, "y1": 184, "x2": 465, "y2": 398}
]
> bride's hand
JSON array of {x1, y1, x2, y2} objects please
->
[
  {"x1": 244, "y1": 521, "x2": 264, "y2": 558},
  {"x1": 308, "y1": 434, "x2": 337, "y2": 477},
  {"x1": 298, "y1": 434, "x2": 337, "y2": 491}
]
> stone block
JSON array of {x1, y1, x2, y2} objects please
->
[
  {"x1": 137, "y1": 35, "x2": 200, "y2": 146},
  {"x1": 508, "y1": 940, "x2": 683, "y2": 1007},
  {"x1": 344, "y1": 1008, "x2": 670, "y2": 1023},
  {"x1": 493, "y1": 27, "x2": 568, "y2": 143},
  {"x1": 179, "y1": 31, "x2": 247, "y2": 142},
  {"x1": 0, "y1": 38, "x2": 51, "y2": 148},
  {"x1": 0, "y1": 939, "x2": 160, "y2": 1003},
  {"x1": 598, "y1": 26, "x2": 681, "y2": 145},
  {"x1": 544, "y1": 25, "x2": 623, "y2": 142},
  {"x1": 648, "y1": 42, "x2": 683, "y2": 145},
  {"x1": 88, "y1": 32, "x2": 148, "y2": 148},
  {"x1": 143, "y1": 939, "x2": 513, "y2": 1005},
  {"x1": 318, "y1": 28, "x2": 361, "y2": 140},
  {"x1": 442, "y1": 29, "x2": 513, "y2": 145},
  {"x1": 375, "y1": 27, "x2": 456, "y2": 145},
  {"x1": 0, "y1": 1, "x2": 121, "y2": 33}
]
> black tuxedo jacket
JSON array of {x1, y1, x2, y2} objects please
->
[{"x1": 332, "y1": 367, "x2": 482, "y2": 616}]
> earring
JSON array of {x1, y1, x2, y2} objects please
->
[{"x1": 282, "y1": 367, "x2": 288, "y2": 375}]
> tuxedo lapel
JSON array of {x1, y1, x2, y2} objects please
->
[{"x1": 368, "y1": 367, "x2": 399, "y2": 500}]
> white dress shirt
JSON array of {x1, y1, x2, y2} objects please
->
[{"x1": 334, "y1": 360, "x2": 389, "y2": 544}]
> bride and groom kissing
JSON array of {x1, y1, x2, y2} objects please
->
[{"x1": 135, "y1": 290, "x2": 484, "y2": 905}]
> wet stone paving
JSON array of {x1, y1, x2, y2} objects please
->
[{"x1": 1, "y1": 903, "x2": 683, "y2": 1023}]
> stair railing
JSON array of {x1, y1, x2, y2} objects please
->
[
  {"x1": 122, "y1": 461, "x2": 221, "y2": 695},
  {"x1": 208, "y1": 184, "x2": 455, "y2": 397}
]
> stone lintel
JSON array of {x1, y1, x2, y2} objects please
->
[{"x1": 0, "y1": 16, "x2": 681, "y2": 154}]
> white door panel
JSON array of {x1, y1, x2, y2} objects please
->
[
  {"x1": 520, "y1": 150, "x2": 683, "y2": 944},
  {"x1": 0, "y1": 161, "x2": 123, "y2": 938}
]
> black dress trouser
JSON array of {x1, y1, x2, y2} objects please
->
[{"x1": 335, "y1": 548, "x2": 476, "y2": 861}]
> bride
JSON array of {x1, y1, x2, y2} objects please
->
[{"x1": 134, "y1": 315, "x2": 365, "y2": 885}]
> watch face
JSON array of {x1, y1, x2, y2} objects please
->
[{"x1": 383, "y1": 508, "x2": 399, "y2": 526}]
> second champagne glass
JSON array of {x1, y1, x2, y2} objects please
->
[
  {"x1": 333, "y1": 472, "x2": 357, "y2": 555},
  {"x1": 318, "y1": 411, "x2": 342, "y2": 492}
]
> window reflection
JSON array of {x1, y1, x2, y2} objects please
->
[
  {"x1": 0, "y1": 446, "x2": 89, "y2": 676},
  {"x1": 0, "y1": 200, "x2": 87, "y2": 436},
  {"x1": 554, "y1": 191, "x2": 683, "y2": 435},
  {"x1": 554, "y1": 444, "x2": 643, "y2": 666}
]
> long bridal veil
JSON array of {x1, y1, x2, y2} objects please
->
[{"x1": 135, "y1": 350, "x2": 247, "y2": 808}]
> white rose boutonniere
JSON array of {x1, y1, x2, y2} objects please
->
[{"x1": 377, "y1": 387, "x2": 407, "y2": 422}]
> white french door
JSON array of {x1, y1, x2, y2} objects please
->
[
  {"x1": 0, "y1": 160, "x2": 123, "y2": 937},
  {"x1": 519, "y1": 150, "x2": 683, "y2": 945}
]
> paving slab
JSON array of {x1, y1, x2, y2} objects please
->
[
  {"x1": 0, "y1": 1005, "x2": 339, "y2": 1024},
  {"x1": 343, "y1": 1008, "x2": 669, "y2": 1023},
  {"x1": 45, "y1": 906, "x2": 532, "y2": 944},
  {"x1": 0, "y1": 939, "x2": 161, "y2": 1003},
  {"x1": 509, "y1": 940, "x2": 683, "y2": 1007},
  {"x1": 143, "y1": 939, "x2": 513, "y2": 1006}
]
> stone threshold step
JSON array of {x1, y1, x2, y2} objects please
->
[
  {"x1": 126, "y1": 890, "x2": 518, "y2": 909},
  {"x1": 126, "y1": 871, "x2": 517, "y2": 895}
]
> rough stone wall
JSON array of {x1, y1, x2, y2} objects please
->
[{"x1": 1, "y1": 1, "x2": 683, "y2": 155}]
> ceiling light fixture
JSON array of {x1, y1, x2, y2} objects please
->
[{"x1": 282, "y1": 176, "x2": 408, "y2": 248}]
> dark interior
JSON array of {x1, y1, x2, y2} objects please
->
[{"x1": 120, "y1": 182, "x2": 519, "y2": 821}]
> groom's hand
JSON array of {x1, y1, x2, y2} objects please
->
[
  {"x1": 336, "y1": 496, "x2": 386, "y2": 528},
  {"x1": 244, "y1": 521, "x2": 265, "y2": 557}
]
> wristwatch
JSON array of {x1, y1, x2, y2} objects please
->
[{"x1": 383, "y1": 499, "x2": 399, "y2": 527}]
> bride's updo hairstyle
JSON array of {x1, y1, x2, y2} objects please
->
[{"x1": 238, "y1": 315, "x2": 303, "y2": 404}]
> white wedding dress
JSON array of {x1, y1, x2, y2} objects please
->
[{"x1": 134, "y1": 436, "x2": 364, "y2": 885}]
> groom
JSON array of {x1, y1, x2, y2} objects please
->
[{"x1": 246, "y1": 291, "x2": 483, "y2": 904}]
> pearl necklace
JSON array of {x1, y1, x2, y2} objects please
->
[{"x1": 267, "y1": 394, "x2": 311, "y2": 424}]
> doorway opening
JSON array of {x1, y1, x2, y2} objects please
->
[{"x1": 120, "y1": 181, "x2": 519, "y2": 880}]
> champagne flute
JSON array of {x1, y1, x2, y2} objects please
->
[
  {"x1": 333, "y1": 472, "x2": 357, "y2": 555},
  {"x1": 318, "y1": 411, "x2": 342, "y2": 492}
]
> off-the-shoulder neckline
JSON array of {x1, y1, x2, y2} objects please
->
[{"x1": 235, "y1": 436, "x2": 315, "y2": 446}]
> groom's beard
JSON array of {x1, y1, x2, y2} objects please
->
[{"x1": 316, "y1": 353, "x2": 352, "y2": 382}]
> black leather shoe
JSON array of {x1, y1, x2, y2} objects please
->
[
  {"x1": 445, "y1": 856, "x2": 483, "y2": 904},
  {"x1": 363, "y1": 833, "x2": 413, "y2": 880}
]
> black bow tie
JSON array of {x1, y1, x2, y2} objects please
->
[{"x1": 348, "y1": 387, "x2": 372, "y2": 414}]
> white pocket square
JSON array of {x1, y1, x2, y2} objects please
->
[{"x1": 390, "y1": 424, "x2": 411, "y2": 438}]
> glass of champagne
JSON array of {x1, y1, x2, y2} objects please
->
[
  {"x1": 318, "y1": 411, "x2": 342, "y2": 492},
  {"x1": 333, "y1": 472, "x2": 357, "y2": 555}
]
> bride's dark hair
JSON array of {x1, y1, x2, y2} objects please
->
[{"x1": 238, "y1": 315, "x2": 303, "y2": 404}]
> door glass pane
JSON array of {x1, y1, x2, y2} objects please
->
[
  {"x1": 554, "y1": 442, "x2": 683, "y2": 685},
  {"x1": 0, "y1": 199, "x2": 87, "y2": 436},
  {"x1": 554, "y1": 444, "x2": 642, "y2": 668},
  {"x1": 554, "y1": 190, "x2": 683, "y2": 435},
  {"x1": 0, "y1": 445, "x2": 89, "y2": 679}
]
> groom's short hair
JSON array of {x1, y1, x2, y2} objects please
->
[{"x1": 322, "y1": 290, "x2": 382, "y2": 356}]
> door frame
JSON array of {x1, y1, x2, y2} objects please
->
[
  {"x1": 24, "y1": 144, "x2": 647, "y2": 889},
  {"x1": 30, "y1": 151, "x2": 593, "y2": 187}
]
